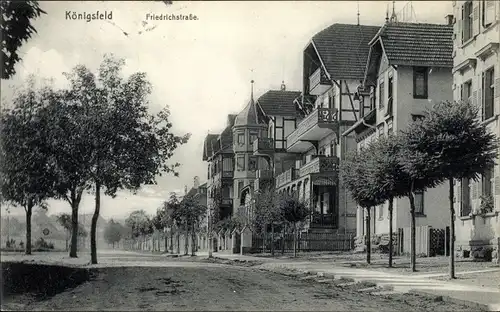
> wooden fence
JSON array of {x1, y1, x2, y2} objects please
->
[{"x1": 251, "y1": 231, "x2": 354, "y2": 253}]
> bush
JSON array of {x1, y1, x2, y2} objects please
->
[{"x1": 34, "y1": 237, "x2": 54, "y2": 250}]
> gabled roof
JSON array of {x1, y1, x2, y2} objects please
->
[
  {"x1": 256, "y1": 90, "x2": 301, "y2": 117},
  {"x1": 374, "y1": 22, "x2": 453, "y2": 67},
  {"x1": 311, "y1": 24, "x2": 380, "y2": 80},
  {"x1": 202, "y1": 134, "x2": 218, "y2": 161}
]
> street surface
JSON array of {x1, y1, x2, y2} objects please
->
[{"x1": 0, "y1": 250, "x2": 482, "y2": 311}]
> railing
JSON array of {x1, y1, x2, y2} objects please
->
[
  {"x1": 310, "y1": 212, "x2": 338, "y2": 228},
  {"x1": 299, "y1": 156, "x2": 339, "y2": 177},
  {"x1": 287, "y1": 107, "x2": 338, "y2": 147},
  {"x1": 222, "y1": 171, "x2": 233, "y2": 178},
  {"x1": 253, "y1": 138, "x2": 274, "y2": 154},
  {"x1": 276, "y1": 168, "x2": 299, "y2": 188},
  {"x1": 256, "y1": 169, "x2": 273, "y2": 180}
]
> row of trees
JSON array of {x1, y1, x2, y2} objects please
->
[
  {"x1": 0, "y1": 54, "x2": 190, "y2": 263},
  {"x1": 341, "y1": 101, "x2": 497, "y2": 278},
  {"x1": 123, "y1": 191, "x2": 207, "y2": 256}
]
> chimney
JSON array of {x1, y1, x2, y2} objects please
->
[
  {"x1": 445, "y1": 14, "x2": 454, "y2": 25},
  {"x1": 280, "y1": 81, "x2": 286, "y2": 91},
  {"x1": 193, "y1": 176, "x2": 200, "y2": 189}
]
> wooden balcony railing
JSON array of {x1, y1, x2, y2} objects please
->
[
  {"x1": 309, "y1": 67, "x2": 332, "y2": 95},
  {"x1": 276, "y1": 168, "x2": 299, "y2": 188},
  {"x1": 287, "y1": 108, "x2": 338, "y2": 148},
  {"x1": 299, "y1": 156, "x2": 339, "y2": 177},
  {"x1": 253, "y1": 138, "x2": 274, "y2": 154},
  {"x1": 256, "y1": 169, "x2": 273, "y2": 180}
]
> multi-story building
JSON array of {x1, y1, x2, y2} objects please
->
[
  {"x1": 452, "y1": 0, "x2": 499, "y2": 262},
  {"x1": 267, "y1": 24, "x2": 380, "y2": 234},
  {"x1": 343, "y1": 20, "x2": 455, "y2": 252},
  {"x1": 203, "y1": 115, "x2": 237, "y2": 224}
]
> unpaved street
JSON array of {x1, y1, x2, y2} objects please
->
[{"x1": 3, "y1": 262, "x2": 474, "y2": 311}]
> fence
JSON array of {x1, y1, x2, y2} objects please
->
[
  {"x1": 399, "y1": 225, "x2": 446, "y2": 257},
  {"x1": 251, "y1": 231, "x2": 354, "y2": 253}
]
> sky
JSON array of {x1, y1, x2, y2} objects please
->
[{"x1": 1, "y1": 0, "x2": 452, "y2": 219}]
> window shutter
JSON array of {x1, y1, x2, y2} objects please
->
[
  {"x1": 460, "y1": 84, "x2": 463, "y2": 101},
  {"x1": 495, "y1": 78, "x2": 500, "y2": 98},
  {"x1": 495, "y1": 175, "x2": 500, "y2": 196},
  {"x1": 473, "y1": 1, "x2": 480, "y2": 36},
  {"x1": 472, "y1": 90, "x2": 478, "y2": 106},
  {"x1": 460, "y1": 5, "x2": 465, "y2": 43}
]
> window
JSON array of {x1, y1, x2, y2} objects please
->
[
  {"x1": 460, "y1": 177, "x2": 472, "y2": 216},
  {"x1": 378, "y1": 204, "x2": 384, "y2": 219},
  {"x1": 328, "y1": 89, "x2": 335, "y2": 109},
  {"x1": 236, "y1": 155, "x2": 245, "y2": 171},
  {"x1": 248, "y1": 156, "x2": 257, "y2": 171},
  {"x1": 413, "y1": 67, "x2": 428, "y2": 99},
  {"x1": 238, "y1": 181, "x2": 244, "y2": 196},
  {"x1": 483, "y1": 67, "x2": 495, "y2": 120},
  {"x1": 237, "y1": 133, "x2": 245, "y2": 145},
  {"x1": 482, "y1": 0, "x2": 495, "y2": 28},
  {"x1": 462, "y1": 1, "x2": 473, "y2": 42},
  {"x1": 387, "y1": 76, "x2": 393, "y2": 116},
  {"x1": 207, "y1": 165, "x2": 210, "y2": 179},
  {"x1": 377, "y1": 123, "x2": 385, "y2": 138},
  {"x1": 387, "y1": 118, "x2": 394, "y2": 134},
  {"x1": 379, "y1": 80, "x2": 385, "y2": 109},
  {"x1": 274, "y1": 117, "x2": 285, "y2": 149},
  {"x1": 414, "y1": 191, "x2": 424, "y2": 214},
  {"x1": 482, "y1": 166, "x2": 494, "y2": 197},
  {"x1": 249, "y1": 131, "x2": 258, "y2": 146},
  {"x1": 461, "y1": 79, "x2": 472, "y2": 102}
]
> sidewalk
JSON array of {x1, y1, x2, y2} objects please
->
[{"x1": 210, "y1": 251, "x2": 500, "y2": 311}]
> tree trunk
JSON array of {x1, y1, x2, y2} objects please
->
[
  {"x1": 91, "y1": 181, "x2": 101, "y2": 264},
  {"x1": 191, "y1": 223, "x2": 196, "y2": 256},
  {"x1": 184, "y1": 225, "x2": 189, "y2": 255},
  {"x1": 176, "y1": 232, "x2": 180, "y2": 254},
  {"x1": 164, "y1": 232, "x2": 168, "y2": 253},
  {"x1": 366, "y1": 207, "x2": 371, "y2": 264},
  {"x1": 70, "y1": 198, "x2": 80, "y2": 258},
  {"x1": 281, "y1": 224, "x2": 286, "y2": 256},
  {"x1": 170, "y1": 231, "x2": 175, "y2": 254},
  {"x1": 388, "y1": 197, "x2": 394, "y2": 268},
  {"x1": 293, "y1": 223, "x2": 297, "y2": 258},
  {"x1": 271, "y1": 224, "x2": 275, "y2": 256},
  {"x1": 448, "y1": 178, "x2": 456, "y2": 279},
  {"x1": 408, "y1": 192, "x2": 417, "y2": 272},
  {"x1": 25, "y1": 199, "x2": 33, "y2": 255},
  {"x1": 262, "y1": 224, "x2": 266, "y2": 254}
]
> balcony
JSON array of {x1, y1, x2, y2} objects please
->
[
  {"x1": 256, "y1": 169, "x2": 273, "y2": 180},
  {"x1": 309, "y1": 67, "x2": 332, "y2": 96},
  {"x1": 253, "y1": 138, "x2": 274, "y2": 156},
  {"x1": 299, "y1": 156, "x2": 339, "y2": 177},
  {"x1": 276, "y1": 168, "x2": 299, "y2": 188},
  {"x1": 287, "y1": 108, "x2": 339, "y2": 153}
]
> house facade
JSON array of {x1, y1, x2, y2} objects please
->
[
  {"x1": 266, "y1": 24, "x2": 380, "y2": 234},
  {"x1": 343, "y1": 21, "x2": 454, "y2": 251},
  {"x1": 452, "y1": 0, "x2": 500, "y2": 262}
]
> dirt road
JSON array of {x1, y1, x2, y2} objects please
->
[{"x1": 3, "y1": 264, "x2": 474, "y2": 311}]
